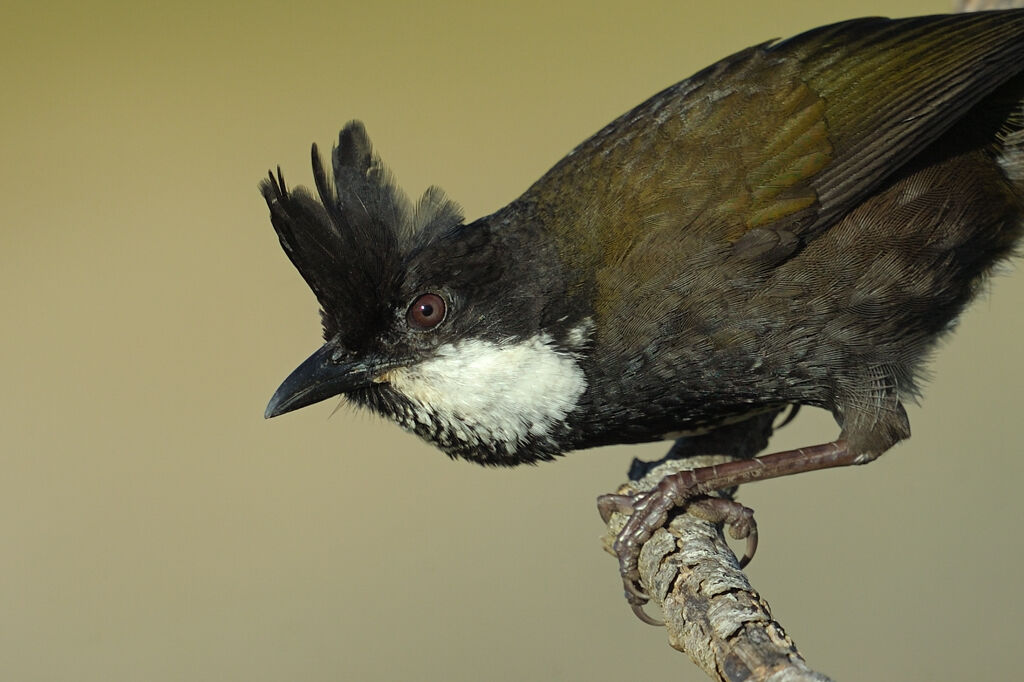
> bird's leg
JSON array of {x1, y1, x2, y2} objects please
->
[{"x1": 599, "y1": 439, "x2": 859, "y2": 624}]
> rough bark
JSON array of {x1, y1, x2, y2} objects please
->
[{"x1": 601, "y1": 457, "x2": 833, "y2": 682}]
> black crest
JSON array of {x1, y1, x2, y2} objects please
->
[{"x1": 260, "y1": 121, "x2": 463, "y2": 346}]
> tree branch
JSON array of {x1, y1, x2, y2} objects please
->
[{"x1": 601, "y1": 457, "x2": 833, "y2": 682}]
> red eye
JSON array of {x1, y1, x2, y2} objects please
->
[{"x1": 407, "y1": 293, "x2": 447, "y2": 330}]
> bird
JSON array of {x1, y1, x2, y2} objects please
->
[{"x1": 261, "y1": 11, "x2": 1024, "y2": 623}]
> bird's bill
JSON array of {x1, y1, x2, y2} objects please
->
[{"x1": 264, "y1": 344, "x2": 378, "y2": 418}]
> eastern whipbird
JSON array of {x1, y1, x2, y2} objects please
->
[{"x1": 263, "y1": 11, "x2": 1024, "y2": 623}]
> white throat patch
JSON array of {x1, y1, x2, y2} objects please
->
[{"x1": 383, "y1": 328, "x2": 589, "y2": 452}]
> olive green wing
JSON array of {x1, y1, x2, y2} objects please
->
[{"x1": 524, "y1": 11, "x2": 1024, "y2": 273}]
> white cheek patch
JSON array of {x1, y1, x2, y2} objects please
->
[{"x1": 385, "y1": 331, "x2": 588, "y2": 450}]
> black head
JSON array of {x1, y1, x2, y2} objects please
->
[
  {"x1": 261, "y1": 121, "x2": 464, "y2": 350},
  {"x1": 262, "y1": 122, "x2": 590, "y2": 465}
]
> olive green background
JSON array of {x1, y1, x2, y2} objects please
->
[{"x1": 4, "y1": 1, "x2": 1022, "y2": 680}]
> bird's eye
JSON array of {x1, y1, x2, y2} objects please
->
[{"x1": 406, "y1": 293, "x2": 447, "y2": 330}]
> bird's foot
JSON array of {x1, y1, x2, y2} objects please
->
[
  {"x1": 598, "y1": 473, "x2": 758, "y2": 626},
  {"x1": 599, "y1": 439, "x2": 855, "y2": 624}
]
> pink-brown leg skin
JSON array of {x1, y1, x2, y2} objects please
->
[
  {"x1": 600, "y1": 493, "x2": 759, "y2": 626},
  {"x1": 601, "y1": 440, "x2": 857, "y2": 624},
  {"x1": 603, "y1": 471, "x2": 698, "y2": 618}
]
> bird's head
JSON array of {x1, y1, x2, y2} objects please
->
[{"x1": 262, "y1": 122, "x2": 592, "y2": 465}]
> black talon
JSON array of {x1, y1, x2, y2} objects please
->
[{"x1": 739, "y1": 530, "x2": 758, "y2": 569}]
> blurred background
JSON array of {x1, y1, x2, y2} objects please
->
[{"x1": 3, "y1": 1, "x2": 1022, "y2": 680}]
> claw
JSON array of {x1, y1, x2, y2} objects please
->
[
  {"x1": 596, "y1": 493, "x2": 636, "y2": 524},
  {"x1": 689, "y1": 497, "x2": 760, "y2": 568},
  {"x1": 600, "y1": 440, "x2": 856, "y2": 625},
  {"x1": 622, "y1": 579, "x2": 660, "y2": 626},
  {"x1": 739, "y1": 528, "x2": 758, "y2": 569},
  {"x1": 631, "y1": 601, "x2": 664, "y2": 626},
  {"x1": 623, "y1": 576, "x2": 648, "y2": 601}
]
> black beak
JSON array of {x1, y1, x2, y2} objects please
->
[{"x1": 265, "y1": 344, "x2": 379, "y2": 419}]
